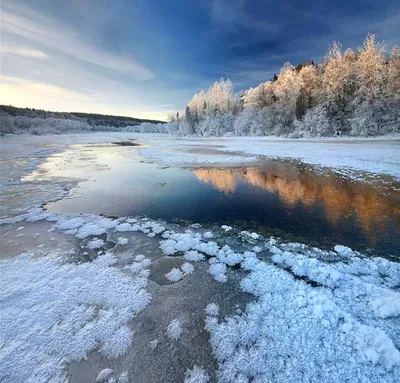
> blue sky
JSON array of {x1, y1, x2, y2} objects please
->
[{"x1": 1, "y1": 0, "x2": 399, "y2": 120}]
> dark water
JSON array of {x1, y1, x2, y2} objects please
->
[{"x1": 46, "y1": 146, "x2": 400, "y2": 256}]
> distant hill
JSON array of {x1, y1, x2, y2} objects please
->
[{"x1": 0, "y1": 105, "x2": 164, "y2": 128}]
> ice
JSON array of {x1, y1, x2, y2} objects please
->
[
  {"x1": 165, "y1": 267, "x2": 184, "y2": 282},
  {"x1": 0, "y1": 252, "x2": 151, "y2": 382},
  {"x1": 181, "y1": 262, "x2": 195, "y2": 275},
  {"x1": 184, "y1": 250, "x2": 205, "y2": 262},
  {"x1": 96, "y1": 368, "x2": 114, "y2": 382},
  {"x1": 205, "y1": 303, "x2": 220, "y2": 317},
  {"x1": 184, "y1": 365, "x2": 210, "y2": 383},
  {"x1": 87, "y1": 238, "x2": 105, "y2": 249},
  {"x1": 371, "y1": 296, "x2": 400, "y2": 319},
  {"x1": 117, "y1": 237, "x2": 129, "y2": 245},
  {"x1": 206, "y1": 248, "x2": 400, "y2": 382},
  {"x1": 167, "y1": 319, "x2": 182, "y2": 340},
  {"x1": 137, "y1": 136, "x2": 400, "y2": 182},
  {"x1": 221, "y1": 225, "x2": 232, "y2": 232}
]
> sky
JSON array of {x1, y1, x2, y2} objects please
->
[{"x1": 1, "y1": 0, "x2": 399, "y2": 121}]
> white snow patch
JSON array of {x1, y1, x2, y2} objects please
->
[{"x1": 0, "y1": 252, "x2": 151, "y2": 382}]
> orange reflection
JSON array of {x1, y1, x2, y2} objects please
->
[{"x1": 192, "y1": 166, "x2": 400, "y2": 241}]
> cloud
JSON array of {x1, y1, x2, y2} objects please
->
[
  {"x1": 1, "y1": 2, "x2": 154, "y2": 81},
  {"x1": 1, "y1": 45, "x2": 48, "y2": 59}
]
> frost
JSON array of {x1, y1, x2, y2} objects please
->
[
  {"x1": 96, "y1": 368, "x2": 114, "y2": 382},
  {"x1": 181, "y1": 262, "x2": 195, "y2": 275},
  {"x1": 184, "y1": 365, "x2": 210, "y2": 383},
  {"x1": 0, "y1": 253, "x2": 151, "y2": 382},
  {"x1": 165, "y1": 267, "x2": 184, "y2": 282},
  {"x1": 87, "y1": 238, "x2": 105, "y2": 249},
  {"x1": 205, "y1": 303, "x2": 220, "y2": 317},
  {"x1": 209, "y1": 262, "x2": 227, "y2": 276},
  {"x1": 207, "y1": 250, "x2": 400, "y2": 382},
  {"x1": 118, "y1": 371, "x2": 129, "y2": 383},
  {"x1": 76, "y1": 223, "x2": 107, "y2": 238},
  {"x1": 115, "y1": 223, "x2": 133, "y2": 232},
  {"x1": 213, "y1": 273, "x2": 228, "y2": 283},
  {"x1": 56, "y1": 217, "x2": 86, "y2": 230},
  {"x1": 203, "y1": 231, "x2": 213, "y2": 238},
  {"x1": 117, "y1": 237, "x2": 129, "y2": 245},
  {"x1": 221, "y1": 225, "x2": 232, "y2": 232},
  {"x1": 167, "y1": 318, "x2": 182, "y2": 340},
  {"x1": 371, "y1": 296, "x2": 400, "y2": 319},
  {"x1": 184, "y1": 250, "x2": 205, "y2": 262}
]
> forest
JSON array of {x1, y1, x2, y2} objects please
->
[
  {"x1": 137, "y1": 34, "x2": 399, "y2": 138},
  {"x1": 0, "y1": 105, "x2": 162, "y2": 135}
]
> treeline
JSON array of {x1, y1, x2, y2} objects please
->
[
  {"x1": 0, "y1": 105, "x2": 163, "y2": 135},
  {"x1": 138, "y1": 34, "x2": 400, "y2": 137}
]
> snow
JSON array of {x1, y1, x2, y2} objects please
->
[
  {"x1": 136, "y1": 136, "x2": 400, "y2": 181},
  {"x1": 184, "y1": 365, "x2": 210, "y2": 383},
  {"x1": 0, "y1": 252, "x2": 151, "y2": 382},
  {"x1": 167, "y1": 319, "x2": 183, "y2": 340}
]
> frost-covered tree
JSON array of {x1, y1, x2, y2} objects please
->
[
  {"x1": 293, "y1": 105, "x2": 332, "y2": 137},
  {"x1": 387, "y1": 46, "x2": 400, "y2": 99}
]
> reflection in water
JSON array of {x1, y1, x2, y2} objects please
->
[
  {"x1": 44, "y1": 145, "x2": 399, "y2": 255},
  {"x1": 193, "y1": 165, "x2": 400, "y2": 244}
]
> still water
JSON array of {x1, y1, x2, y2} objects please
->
[{"x1": 41, "y1": 144, "x2": 400, "y2": 256}]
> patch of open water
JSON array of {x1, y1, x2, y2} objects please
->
[{"x1": 35, "y1": 144, "x2": 400, "y2": 256}]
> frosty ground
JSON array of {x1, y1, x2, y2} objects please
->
[{"x1": 1, "y1": 132, "x2": 399, "y2": 383}]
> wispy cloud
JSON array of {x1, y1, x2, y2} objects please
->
[
  {"x1": 1, "y1": 2, "x2": 154, "y2": 80},
  {"x1": 1, "y1": 44, "x2": 48, "y2": 59}
]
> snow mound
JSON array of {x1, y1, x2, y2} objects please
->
[{"x1": 0, "y1": 252, "x2": 151, "y2": 382}]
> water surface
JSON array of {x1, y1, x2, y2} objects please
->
[{"x1": 40, "y1": 144, "x2": 400, "y2": 255}]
